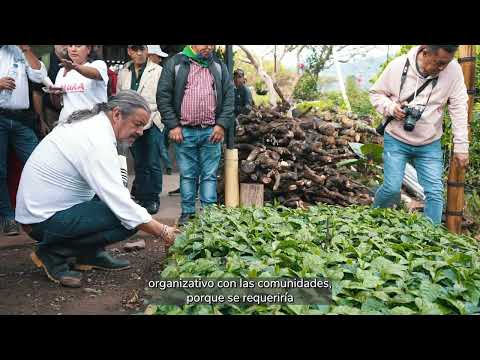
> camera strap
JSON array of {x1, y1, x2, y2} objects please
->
[
  {"x1": 417, "y1": 77, "x2": 438, "y2": 118},
  {"x1": 399, "y1": 58, "x2": 438, "y2": 104},
  {"x1": 378, "y1": 59, "x2": 438, "y2": 133},
  {"x1": 398, "y1": 58, "x2": 410, "y2": 97}
]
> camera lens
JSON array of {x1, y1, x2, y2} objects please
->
[
  {"x1": 404, "y1": 120, "x2": 415, "y2": 131},
  {"x1": 403, "y1": 106, "x2": 422, "y2": 132}
]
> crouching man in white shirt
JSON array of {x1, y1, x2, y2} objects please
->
[{"x1": 15, "y1": 90, "x2": 178, "y2": 288}]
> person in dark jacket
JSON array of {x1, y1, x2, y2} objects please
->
[
  {"x1": 157, "y1": 45, "x2": 234, "y2": 226},
  {"x1": 233, "y1": 69, "x2": 253, "y2": 117}
]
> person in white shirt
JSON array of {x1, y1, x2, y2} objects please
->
[
  {"x1": 0, "y1": 45, "x2": 47, "y2": 236},
  {"x1": 50, "y1": 45, "x2": 108, "y2": 124},
  {"x1": 16, "y1": 90, "x2": 178, "y2": 288}
]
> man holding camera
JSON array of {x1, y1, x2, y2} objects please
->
[{"x1": 369, "y1": 45, "x2": 469, "y2": 225}]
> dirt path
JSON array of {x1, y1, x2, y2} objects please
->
[
  {"x1": 0, "y1": 234, "x2": 166, "y2": 315},
  {"x1": 0, "y1": 174, "x2": 181, "y2": 315}
]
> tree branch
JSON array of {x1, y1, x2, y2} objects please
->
[{"x1": 237, "y1": 45, "x2": 279, "y2": 107}]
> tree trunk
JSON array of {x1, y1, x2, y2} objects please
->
[
  {"x1": 273, "y1": 82, "x2": 290, "y2": 108},
  {"x1": 238, "y1": 45, "x2": 279, "y2": 107},
  {"x1": 296, "y1": 45, "x2": 307, "y2": 74}
]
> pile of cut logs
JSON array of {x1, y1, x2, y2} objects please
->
[{"x1": 219, "y1": 106, "x2": 383, "y2": 208}]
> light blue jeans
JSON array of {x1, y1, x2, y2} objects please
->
[
  {"x1": 373, "y1": 132, "x2": 444, "y2": 224},
  {"x1": 174, "y1": 127, "x2": 222, "y2": 215}
]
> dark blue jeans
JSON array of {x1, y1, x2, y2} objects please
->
[
  {"x1": 174, "y1": 127, "x2": 222, "y2": 215},
  {"x1": 0, "y1": 116, "x2": 39, "y2": 220},
  {"x1": 29, "y1": 197, "x2": 137, "y2": 256},
  {"x1": 153, "y1": 125, "x2": 173, "y2": 171},
  {"x1": 130, "y1": 127, "x2": 163, "y2": 203}
]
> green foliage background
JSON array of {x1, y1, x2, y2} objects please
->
[{"x1": 292, "y1": 72, "x2": 319, "y2": 101}]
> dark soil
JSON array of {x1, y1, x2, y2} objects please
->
[{"x1": 0, "y1": 234, "x2": 166, "y2": 315}]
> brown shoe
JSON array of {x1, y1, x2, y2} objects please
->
[
  {"x1": 30, "y1": 251, "x2": 83, "y2": 288},
  {"x1": 3, "y1": 219, "x2": 20, "y2": 236}
]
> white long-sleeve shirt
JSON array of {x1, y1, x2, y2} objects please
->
[
  {"x1": 0, "y1": 45, "x2": 47, "y2": 109},
  {"x1": 15, "y1": 112, "x2": 152, "y2": 229}
]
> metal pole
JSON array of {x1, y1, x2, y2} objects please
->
[
  {"x1": 223, "y1": 45, "x2": 240, "y2": 207},
  {"x1": 332, "y1": 46, "x2": 352, "y2": 112},
  {"x1": 225, "y1": 45, "x2": 235, "y2": 149}
]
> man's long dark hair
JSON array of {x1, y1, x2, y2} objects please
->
[{"x1": 66, "y1": 90, "x2": 150, "y2": 124}]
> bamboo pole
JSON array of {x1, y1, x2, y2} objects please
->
[
  {"x1": 446, "y1": 45, "x2": 476, "y2": 233},
  {"x1": 224, "y1": 149, "x2": 240, "y2": 207}
]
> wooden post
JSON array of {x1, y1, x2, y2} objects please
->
[
  {"x1": 240, "y1": 184, "x2": 264, "y2": 207},
  {"x1": 224, "y1": 149, "x2": 240, "y2": 207},
  {"x1": 446, "y1": 45, "x2": 476, "y2": 233}
]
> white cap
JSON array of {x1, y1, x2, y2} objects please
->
[{"x1": 147, "y1": 45, "x2": 168, "y2": 58}]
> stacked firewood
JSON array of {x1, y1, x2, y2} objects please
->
[{"x1": 219, "y1": 106, "x2": 383, "y2": 208}]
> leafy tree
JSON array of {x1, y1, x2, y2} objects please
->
[
  {"x1": 292, "y1": 72, "x2": 319, "y2": 101},
  {"x1": 305, "y1": 46, "x2": 335, "y2": 81},
  {"x1": 237, "y1": 45, "x2": 296, "y2": 107},
  {"x1": 345, "y1": 75, "x2": 379, "y2": 118}
]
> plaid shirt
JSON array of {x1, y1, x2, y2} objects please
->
[{"x1": 180, "y1": 60, "x2": 216, "y2": 127}]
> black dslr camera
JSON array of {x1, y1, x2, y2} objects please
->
[
  {"x1": 402, "y1": 106, "x2": 423, "y2": 132},
  {"x1": 376, "y1": 105, "x2": 423, "y2": 135}
]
